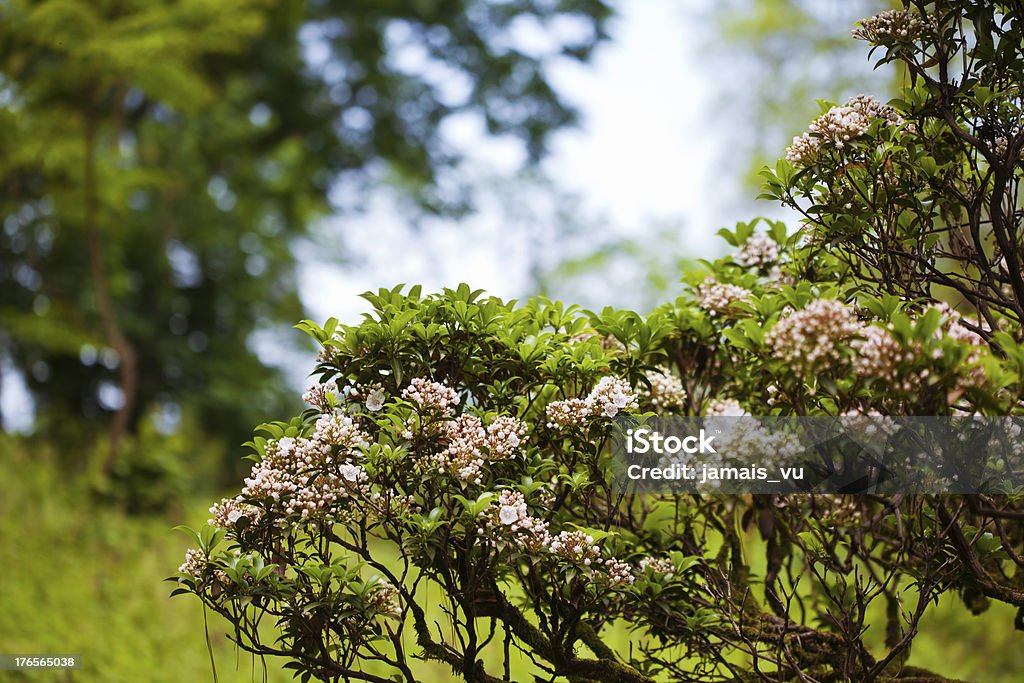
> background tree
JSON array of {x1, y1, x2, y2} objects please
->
[{"x1": 0, "y1": 0, "x2": 612, "y2": 476}]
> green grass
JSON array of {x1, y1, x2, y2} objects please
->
[
  {"x1": 2, "y1": 434, "x2": 1023, "y2": 682},
  {"x1": 0, "y1": 437, "x2": 287, "y2": 683}
]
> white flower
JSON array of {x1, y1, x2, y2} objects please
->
[
  {"x1": 695, "y1": 276, "x2": 751, "y2": 315},
  {"x1": 365, "y1": 387, "x2": 386, "y2": 412},
  {"x1": 640, "y1": 369, "x2": 687, "y2": 411},
  {"x1": 786, "y1": 95, "x2": 903, "y2": 168},
  {"x1": 765, "y1": 299, "x2": 862, "y2": 373},
  {"x1": 499, "y1": 505, "x2": 520, "y2": 525},
  {"x1": 208, "y1": 496, "x2": 260, "y2": 528},
  {"x1": 852, "y1": 325, "x2": 912, "y2": 386},
  {"x1": 339, "y1": 463, "x2": 364, "y2": 482},
  {"x1": 704, "y1": 398, "x2": 749, "y2": 417},
  {"x1": 546, "y1": 377, "x2": 638, "y2": 428},
  {"x1": 179, "y1": 548, "x2": 205, "y2": 577},
  {"x1": 402, "y1": 377, "x2": 460, "y2": 416},
  {"x1": 852, "y1": 10, "x2": 926, "y2": 45},
  {"x1": 313, "y1": 413, "x2": 369, "y2": 450},
  {"x1": 587, "y1": 377, "x2": 638, "y2": 418},
  {"x1": 302, "y1": 378, "x2": 338, "y2": 410},
  {"x1": 736, "y1": 234, "x2": 779, "y2": 269},
  {"x1": 546, "y1": 397, "x2": 590, "y2": 428}
]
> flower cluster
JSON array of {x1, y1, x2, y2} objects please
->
[
  {"x1": 303, "y1": 378, "x2": 339, "y2": 411},
  {"x1": 243, "y1": 459, "x2": 367, "y2": 523},
  {"x1": 852, "y1": 325, "x2": 915, "y2": 388},
  {"x1": 232, "y1": 415, "x2": 371, "y2": 525},
  {"x1": 545, "y1": 530, "x2": 635, "y2": 586},
  {"x1": 485, "y1": 416, "x2": 527, "y2": 458},
  {"x1": 766, "y1": 299, "x2": 862, "y2": 373},
  {"x1": 603, "y1": 558, "x2": 635, "y2": 587},
  {"x1": 785, "y1": 132, "x2": 820, "y2": 166},
  {"x1": 480, "y1": 492, "x2": 634, "y2": 585},
  {"x1": 313, "y1": 413, "x2": 371, "y2": 450},
  {"x1": 736, "y1": 234, "x2": 779, "y2": 269},
  {"x1": 289, "y1": 470, "x2": 357, "y2": 520},
  {"x1": 548, "y1": 530, "x2": 601, "y2": 566},
  {"x1": 695, "y1": 276, "x2": 751, "y2": 316},
  {"x1": 545, "y1": 398, "x2": 591, "y2": 429},
  {"x1": 209, "y1": 496, "x2": 261, "y2": 528},
  {"x1": 993, "y1": 136, "x2": 1010, "y2": 158},
  {"x1": 481, "y1": 489, "x2": 552, "y2": 552},
  {"x1": 786, "y1": 95, "x2": 901, "y2": 166},
  {"x1": 848, "y1": 94, "x2": 903, "y2": 126},
  {"x1": 546, "y1": 377, "x2": 638, "y2": 428},
  {"x1": 841, "y1": 410, "x2": 899, "y2": 439},
  {"x1": 704, "y1": 398, "x2": 748, "y2": 417},
  {"x1": 263, "y1": 435, "x2": 328, "y2": 471},
  {"x1": 367, "y1": 580, "x2": 402, "y2": 615},
  {"x1": 711, "y1": 421, "x2": 804, "y2": 469},
  {"x1": 637, "y1": 556, "x2": 675, "y2": 577},
  {"x1": 811, "y1": 105, "x2": 870, "y2": 148},
  {"x1": 179, "y1": 548, "x2": 205, "y2": 577},
  {"x1": 431, "y1": 415, "x2": 487, "y2": 483},
  {"x1": 590, "y1": 377, "x2": 639, "y2": 417},
  {"x1": 242, "y1": 460, "x2": 299, "y2": 505},
  {"x1": 526, "y1": 531, "x2": 630, "y2": 585},
  {"x1": 402, "y1": 378, "x2": 460, "y2": 416},
  {"x1": 852, "y1": 9, "x2": 926, "y2": 45},
  {"x1": 428, "y1": 414, "x2": 527, "y2": 483},
  {"x1": 640, "y1": 369, "x2": 687, "y2": 411}
]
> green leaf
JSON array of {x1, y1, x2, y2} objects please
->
[
  {"x1": 173, "y1": 525, "x2": 201, "y2": 547},
  {"x1": 716, "y1": 227, "x2": 739, "y2": 247}
]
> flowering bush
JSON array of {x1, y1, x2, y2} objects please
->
[{"x1": 173, "y1": 3, "x2": 1024, "y2": 681}]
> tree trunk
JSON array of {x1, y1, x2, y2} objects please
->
[{"x1": 83, "y1": 112, "x2": 138, "y2": 474}]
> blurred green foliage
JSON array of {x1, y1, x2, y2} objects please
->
[
  {"x1": 0, "y1": 0, "x2": 612, "y2": 474},
  {"x1": 0, "y1": 436, "x2": 286, "y2": 682}
]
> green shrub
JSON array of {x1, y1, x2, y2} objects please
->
[{"x1": 172, "y1": 3, "x2": 1024, "y2": 681}]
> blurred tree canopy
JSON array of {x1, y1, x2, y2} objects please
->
[
  {"x1": 0, "y1": 0, "x2": 612, "y2": 470},
  {"x1": 708, "y1": 0, "x2": 895, "y2": 189}
]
